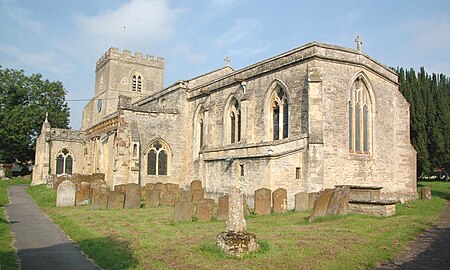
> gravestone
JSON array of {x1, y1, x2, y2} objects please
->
[
  {"x1": 123, "y1": 183, "x2": 141, "y2": 209},
  {"x1": 75, "y1": 182, "x2": 91, "y2": 206},
  {"x1": 217, "y1": 195, "x2": 229, "y2": 221},
  {"x1": 308, "y1": 189, "x2": 335, "y2": 222},
  {"x1": 421, "y1": 186, "x2": 432, "y2": 200},
  {"x1": 272, "y1": 188, "x2": 288, "y2": 213},
  {"x1": 92, "y1": 184, "x2": 108, "y2": 209},
  {"x1": 254, "y1": 188, "x2": 271, "y2": 215},
  {"x1": 91, "y1": 173, "x2": 106, "y2": 186},
  {"x1": 294, "y1": 192, "x2": 309, "y2": 212},
  {"x1": 179, "y1": 189, "x2": 192, "y2": 202},
  {"x1": 196, "y1": 199, "x2": 215, "y2": 222},
  {"x1": 45, "y1": 174, "x2": 57, "y2": 189},
  {"x1": 142, "y1": 183, "x2": 155, "y2": 199},
  {"x1": 326, "y1": 186, "x2": 350, "y2": 215},
  {"x1": 72, "y1": 174, "x2": 91, "y2": 186},
  {"x1": 160, "y1": 183, "x2": 179, "y2": 206},
  {"x1": 191, "y1": 180, "x2": 204, "y2": 202},
  {"x1": 173, "y1": 201, "x2": 195, "y2": 222},
  {"x1": 54, "y1": 174, "x2": 71, "y2": 190},
  {"x1": 56, "y1": 180, "x2": 75, "y2": 207},
  {"x1": 145, "y1": 188, "x2": 160, "y2": 208},
  {"x1": 107, "y1": 189, "x2": 125, "y2": 209},
  {"x1": 243, "y1": 194, "x2": 250, "y2": 217},
  {"x1": 308, "y1": 192, "x2": 318, "y2": 210},
  {"x1": 217, "y1": 187, "x2": 259, "y2": 256}
]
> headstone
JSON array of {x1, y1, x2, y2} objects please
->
[
  {"x1": 308, "y1": 189, "x2": 335, "y2": 222},
  {"x1": 217, "y1": 187, "x2": 259, "y2": 256},
  {"x1": 196, "y1": 199, "x2": 215, "y2": 222},
  {"x1": 91, "y1": 173, "x2": 106, "y2": 185},
  {"x1": 92, "y1": 184, "x2": 108, "y2": 209},
  {"x1": 272, "y1": 188, "x2": 288, "y2": 213},
  {"x1": 75, "y1": 182, "x2": 91, "y2": 206},
  {"x1": 145, "y1": 188, "x2": 160, "y2": 207},
  {"x1": 226, "y1": 187, "x2": 246, "y2": 232},
  {"x1": 142, "y1": 183, "x2": 155, "y2": 199},
  {"x1": 54, "y1": 174, "x2": 71, "y2": 190},
  {"x1": 217, "y1": 195, "x2": 229, "y2": 221},
  {"x1": 160, "y1": 183, "x2": 179, "y2": 206},
  {"x1": 326, "y1": 186, "x2": 350, "y2": 215},
  {"x1": 243, "y1": 194, "x2": 250, "y2": 217},
  {"x1": 421, "y1": 186, "x2": 432, "y2": 200},
  {"x1": 45, "y1": 174, "x2": 57, "y2": 189},
  {"x1": 72, "y1": 173, "x2": 92, "y2": 186},
  {"x1": 56, "y1": 180, "x2": 75, "y2": 207},
  {"x1": 179, "y1": 189, "x2": 192, "y2": 202},
  {"x1": 294, "y1": 192, "x2": 309, "y2": 212},
  {"x1": 308, "y1": 192, "x2": 318, "y2": 210},
  {"x1": 254, "y1": 188, "x2": 271, "y2": 215},
  {"x1": 191, "y1": 180, "x2": 204, "y2": 202},
  {"x1": 123, "y1": 183, "x2": 141, "y2": 209},
  {"x1": 173, "y1": 201, "x2": 195, "y2": 222},
  {"x1": 107, "y1": 189, "x2": 125, "y2": 209}
]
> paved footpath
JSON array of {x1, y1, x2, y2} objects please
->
[
  {"x1": 376, "y1": 197, "x2": 450, "y2": 270},
  {"x1": 5, "y1": 184, "x2": 100, "y2": 270}
]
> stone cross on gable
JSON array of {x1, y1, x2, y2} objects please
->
[
  {"x1": 355, "y1": 35, "x2": 363, "y2": 52},
  {"x1": 224, "y1": 56, "x2": 230, "y2": 66}
]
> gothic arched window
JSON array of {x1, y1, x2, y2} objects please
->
[
  {"x1": 269, "y1": 85, "x2": 289, "y2": 140},
  {"x1": 56, "y1": 148, "x2": 73, "y2": 175},
  {"x1": 349, "y1": 76, "x2": 372, "y2": 154},
  {"x1": 132, "y1": 74, "x2": 142, "y2": 92},
  {"x1": 147, "y1": 140, "x2": 169, "y2": 175},
  {"x1": 227, "y1": 97, "x2": 241, "y2": 144}
]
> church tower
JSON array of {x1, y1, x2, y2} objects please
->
[{"x1": 82, "y1": 48, "x2": 164, "y2": 129}]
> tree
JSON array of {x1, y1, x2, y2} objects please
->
[{"x1": 0, "y1": 67, "x2": 70, "y2": 164}]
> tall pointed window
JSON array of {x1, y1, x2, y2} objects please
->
[
  {"x1": 349, "y1": 76, "x2": 372, "y2": 154},
  {"x1": 147, "y1": 140, "x2": 170, "y2": 175},
  {"x1": 132, "y1": 74, "x2": 142, "y2": 92},
  {"x1": 228, "y1": 98, "x2": 241, "y2": 144},
  {"x1": 269, "y1": 85, "x2": 289, "y2": 140},
  {"x1": 55, "y1": 148, "x2": 73, "y2": 175}
]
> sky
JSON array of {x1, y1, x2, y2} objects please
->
[{"x1": 1, "y1": 0, "x2": 449, "y2": 129}]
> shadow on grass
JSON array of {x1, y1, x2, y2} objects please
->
[
  {"x1": 417, "y1": 183, "x2": 450, "y2": 200},
  {"x1": 0, "y1": 250, "x2": 18, "y2": 270}
]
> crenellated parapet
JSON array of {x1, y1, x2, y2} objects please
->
[{"x1": 96, "y1": 47, "x2": 165, "y2": 71}]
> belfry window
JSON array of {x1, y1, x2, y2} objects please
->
[
  {"x1": 228, "y1": 98, "x2": 241, "y2": 144},
  {"x1": 349, "y1": 76, "x2": 372, "y2": 154},
  {"x1": 132, "y1": 75, "x2": 142, "y2": 92},
  {"x1": 269, "y1": 86, "x2": 289, "y2": 140},
  {"x1": 147, "y1": 140, "x2": 169, "y2": 175},
  {"x1": 56, "y1": 148, "x2": 73, "y2": 175}
]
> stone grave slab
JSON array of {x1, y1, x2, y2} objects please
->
[
  {"x1": 272, "y1": 188, "x2": 288, "y2": 213},
  {"x1": 326, "y1": 186, "x2": 350, "y2": 215},
  {"x1": 92, "y1": 184, "x2": 108, "y2": 209},
  {"x1": 174, "y1": 201, "x2": 195, "y2": 222},
  {"x1": 294, "y1": 192, "x2": 309, "y2": 212},
  {"x1": 191, "y1": 180, "x2": 204, "y2": 202},
  {"x1": 75, "y1": 182, "x2": 91, "y2": 206},
  {"x1": 217, "y1": 195, "x2": 229, "y2": 221},
  {"x1": 254, "y1": 188, "x2": 271, "y2": 215},
  {"x1": 107, "y1": 189, "x2": 125, "y2": 209},
  {"x1": 124, "y1": 183, "x2": 141, "y2": 209},
  {"x1": 145, "y1": 188, "x2": 160, "y2": 208},
  {"x1": 196, "y1": 199, "x2": 215, "y2": 222},
  {"x1": 56, "y1": 180, "x2": 75, "y2": 207},
  {"x1": 308, "y1": 189, "x2": 335, "y2": 222}
]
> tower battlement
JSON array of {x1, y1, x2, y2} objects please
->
[{"x1": 96, "y1": 47, "x2": 165, "y2": 71}]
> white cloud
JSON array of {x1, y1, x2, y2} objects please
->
[
  {"x1": 412, "y1": 14, "x2": 450, "y2": 51},
  {"x1": 75, "y1": 0, "x2": 180, "y2": 52},
  {"x1": 1, "y1": 0, "x2": 44, "y2": 34},
  {"x1": 213, "y1": 18, "x2": 259, "y2": 48}
]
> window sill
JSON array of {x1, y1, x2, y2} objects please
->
[{"x1": 348, "y1": 152, "x2": 373, "y2": 161}]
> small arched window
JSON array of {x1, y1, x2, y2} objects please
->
[
  {"x1": 56, "y1": 148, "x2": 73, "y2": 175},
  {"x1": 269, "y1": 85, "x2": 289, "y2": 140},
  {"x1": 227, "y1": 98, "x2": 241, "y2": 144},
  {"x1": 132, "y1": 74, "x2": 142, "y2": 92},
  {"x1": 147, "y1": 140, "x2": 169, "y2": 175},
  {"x1": 349, "y1": 76, "x2": 372, "y2": 154}
]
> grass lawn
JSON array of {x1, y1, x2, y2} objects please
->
[
  {"x1": 27, "y1": 181, "x2": 449, "y2": 270},
  {"x1": 0, "y1": 178, "x2": 31, "y2": 270}
]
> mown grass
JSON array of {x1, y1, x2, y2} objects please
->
[
  {"x1": 0, "y1": 178, "x2": 31, "y2": 270},
  {"x1": 27, "y1": 181, "x2": 449, "y2": 270}
]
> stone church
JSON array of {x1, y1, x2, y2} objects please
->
[{"x1": 32, "y1": 41, "x2": 417, "y2": 207}]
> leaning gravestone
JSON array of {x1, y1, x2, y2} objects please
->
[
  {"x1": 145, "y1": 188, "x2": 160, "y2": 208},
  {"x1": 308, "y1": 189, "x2": 335, "y2": 222},
  {"x1": 294, "y1": 192, "x2": 309, "y2": 212},
  {"x1": 56, "y1": 180, "x2": 75, "y2": 207},
  {"x1": 272, "y1": 188, "x2": 288, "y2": 213},
  {"x1": 196, "y1": 199, "x2": 215, "y2": 222},
  {"x1": 217, "y1": 187, "x2": 259, "y2": 256},
  {"x1": 174, "y1": 201, "x2": 195, "y2": 222},
  {"x1": 254, "y1": 188, "x2": 271, "y2": 215},
  {"x1": 217, "y1": 195, "x2": 229, "y2": 221},
  {"x1": 326, "y1": 186, "x2": 350, "y2": 215},
  {"x1": 75, "y1": 182, "x2": 91, "y2": 206},
  {"x1": 92, "y1": 184, "x2": 108, "y2": 209},
  {"x1": 421, "y1": 186, "x2": 432, "y2": 200},
  {"x1": 123, "y1": 183, "x2": 141, "y2": 209},
  {"x1": 191, "y1": 180, "x2": 204, "y2": 202},
  {"x1": 107, "y1": 189, "x2": 125, "y2": 209}
]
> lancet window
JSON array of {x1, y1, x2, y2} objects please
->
[
  {"x1": 147, "y1": 140, "x2": 169, "y2": 175},
  {"x1": 227, "y1": 98, "x2": 241, "y2": 144},
  {"x1": 132, "y1": 74, "x2": 142, "y2": 92},
  {"x1": 349, "y1": 76, "x2": 372, "y2": 154},
  {"x1": 269, "y1": 86, "x2": 289, "y2": 140}
]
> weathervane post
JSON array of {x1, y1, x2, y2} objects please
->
[
  {"x1": 122, "y1": 26, "x2": 126, "y2": 52},
  {"x1": 355, "y1": 35, "x2": 363, "y2": 52}
]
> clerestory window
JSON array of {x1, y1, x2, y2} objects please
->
[{"x1": 349, "y1": 76, "x2": 372, "y2": 154}]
